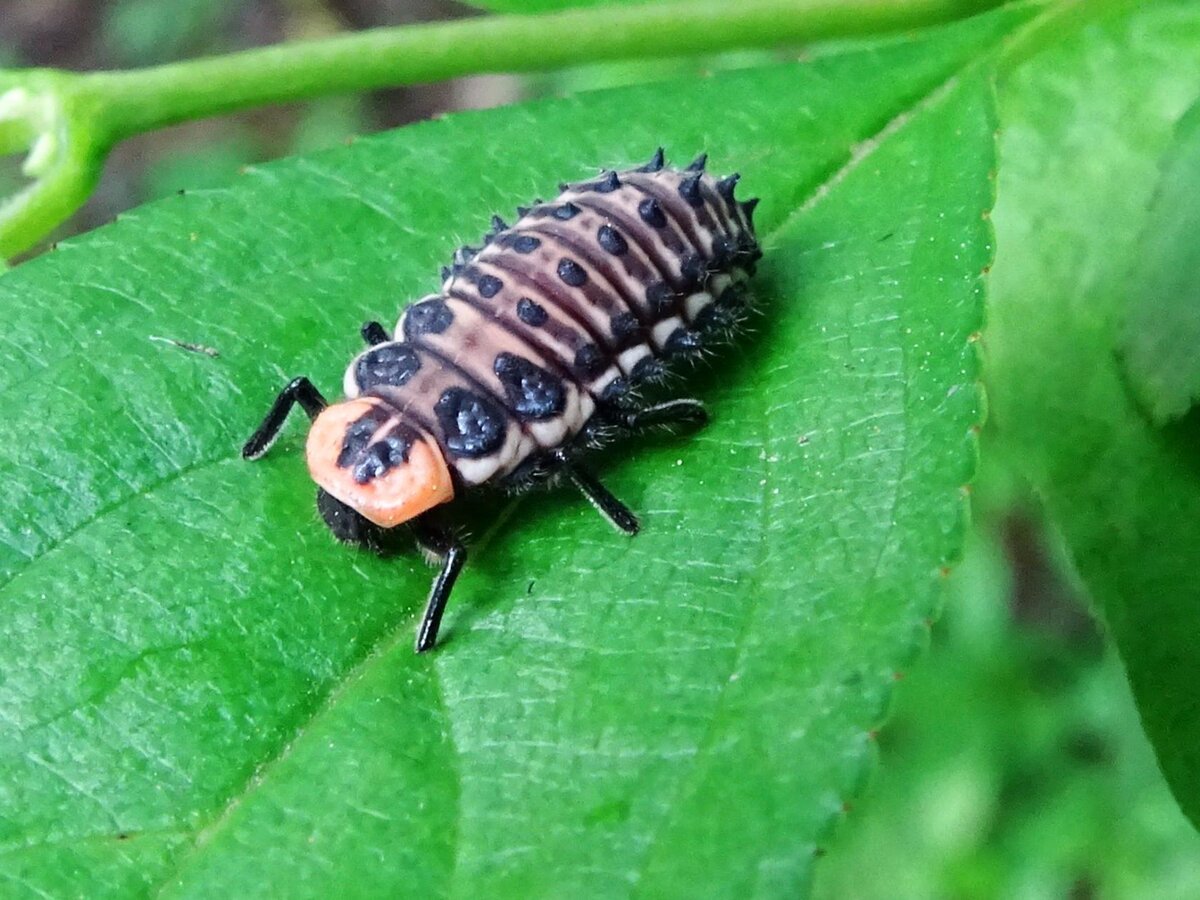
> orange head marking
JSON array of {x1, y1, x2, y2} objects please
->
[{"x1": 306, "y1": 398, "x2": 454, "y2": 529}]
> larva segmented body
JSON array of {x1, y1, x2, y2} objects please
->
[
  {"x1": 242, "y1": 149, "x2": 761, "y2": 652},
  {"x1": 341, "y1": 149, "x2": 760, "y2": 489}
]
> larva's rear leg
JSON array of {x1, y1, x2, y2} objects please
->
[
  {"x1": 552, "y1": 448, "x2": 640, "y2": 535},
  {"x1": 242, "y1": 376, "x2": 328, "y2": 460},
  {"x1": 620, "y1": 398, "x2": 708, "y2": 433}
]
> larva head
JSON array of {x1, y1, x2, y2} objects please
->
[{"x1": 305, "y1": 397, "x2": 455, "y2": 533}]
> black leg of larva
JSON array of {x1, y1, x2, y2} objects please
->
[
  {"x1": 411, "y1": 519, "x2": 468, "y2": 653},
  {"x1": 551, "y1": 448, "x2": 640, "y2": 535},
  {"x1": 241, "y1": 377, "x2": 328, "y2": 460},
  {"x1": 621, "y1": 398, "x2": 709, "y2": 432},
  {"x1": 361, "y1": 321, "x2": 390, "y2": 346}
]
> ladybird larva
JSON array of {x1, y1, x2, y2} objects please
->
[{"x1": 243, "y1": 149, "x2": 762, "y2": 651}]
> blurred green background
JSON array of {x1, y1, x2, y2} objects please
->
[
  {"x1": 5, "y1": 2, "x2": 1198, "y2": 896},
  {"x1": 814, "y1": 498, "x2": 1200, "y2": 898}
]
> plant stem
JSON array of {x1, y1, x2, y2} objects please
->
[
  {"x1": 85, "y1": 0, "x2": 1009, "y2": 141},
  {"x1": 995, "y1": 0, "x2": 1139, "y2": 77},
  {"x1": 2, "y1": 0, "x2": 1015, "y2": 260}
]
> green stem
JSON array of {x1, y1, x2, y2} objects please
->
[
  {"x1": 86, "y1": 0, "x2": 1008, "y2": 141},
  {"x1": 1, "y1": 0, "x2": 1013, "y2": 260}
]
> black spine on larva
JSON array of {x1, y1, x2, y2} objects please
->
[{"x1": 371, "y1": 152, "x2": 760, "y2": 486}]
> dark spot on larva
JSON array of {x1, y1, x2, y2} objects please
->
[
  {"x1": 436, "y1": 387, "x2": 507, "y2": 458},
  {"x1": 558, "y1": 258, "x2": 588, "y2": 287},
  {"x1": 639, "y1": 198, "x2": 666, "y2": 228},
  {"x1": 553, "y1": 203, "x2": 580, "y2": 220},
  {"x1": 695, "y1": 301, "x2": 737, "y2": 333},
  {"x1": 646, "y1": 281, "x2": 675, "y2": 316},
  {"x1": 665, "y1": 326, "x2": 702, "y2": 356},
  {"x1": 574, "y1": 343, "x2": 607, "y2": 379},
  {"x1": 477, "y1": 273, "x2": 503, "y2": 299},
  {"x1": 403, "y1": 297, "x2": 454, "y2": 338},
  {"x1": 638, "y1": 147, "x2": 665, "y2": 173},
  {"x1": 737, "y1": 231, "x2": 761, "y2": 255},
  {"x1": 517, "y1": 297, "x2": 549, "y2": 327},
  {"x1": 631, "y1": 355, "x2": 666, "y2": 383},
  {"x1": 718, "y1": 282, "x2": 749, "y2": 312},
  {"x1": 337, "y1": 410, "x2": 385, "y2": 467},
  {"x1": 352, "y1": 431, "x2": 413, "y2": 484},
  {"x1": 710, "y1": 234, "x2": 734, "y2": 268},
  {"x1": 355, "y1": 343, "x2": 421, "y2": 391},
  {"x1": 601, "y1": 376, "x2": 630, "y2": 402},
  {"x1": 597, "y1": 225, "x2": 628, "y2": 256},
  {"x1": 590, "y1": 171, "x2": 620, "y2": 193},
  {"x1": 678, "y1": 173, "x2": 704, "y2": 207},
  {"x1": 494, "y1": 353, "x2": 566, "y2": 420},
  {"x1": 513, "y1": 234, "x2": 541, "y2": 253},
  {"x1": 610, "y1": 311, "x2": 640, "y2": 347},
  {"x1": 680, "y1": 252, "x2": 706, "y2": 287}
]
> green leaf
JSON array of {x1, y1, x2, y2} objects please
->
[
  {"x1": 1119, "y1": 96, "x2": 1200, "y2": 424},
  {"x1": 986, "y1": 0, "x2": 1200, "y2": 828},
  {"x1": 0, "y1": 9, "x2": 1027, "y2": 896}
]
